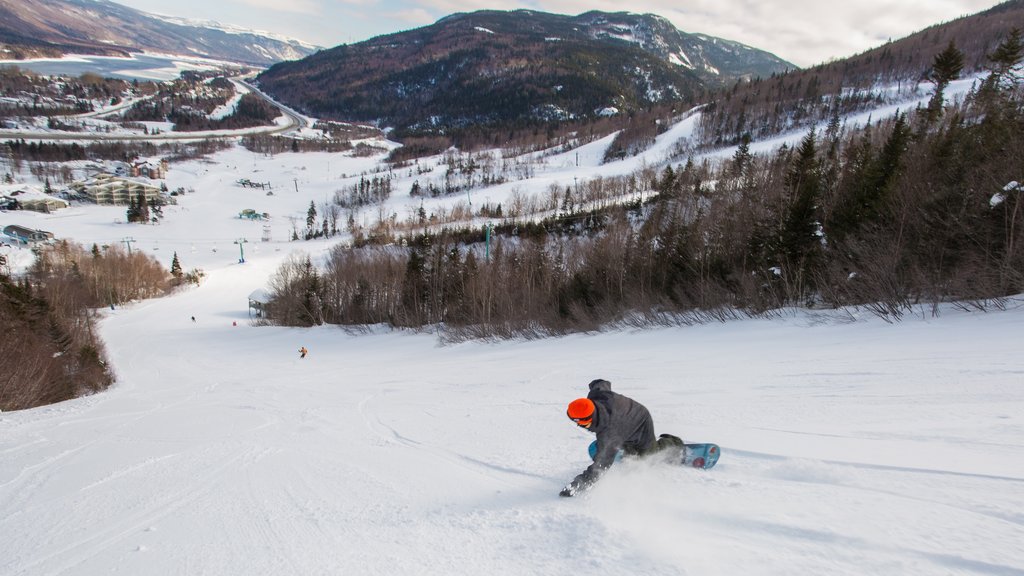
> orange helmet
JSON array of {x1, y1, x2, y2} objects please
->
[{"x1": 567, "y1": 398, "x2": 595, "y2": 428}]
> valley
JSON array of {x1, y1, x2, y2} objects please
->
[{"x1": 1, "y1": 3, "x2": 1022, "y2": 576}]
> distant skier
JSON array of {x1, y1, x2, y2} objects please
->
[
  {"x1": 561, "y1": 379, "x2": 681, "y2": 497},
  {"x1": 299, "y1": 346, "x2": 308, "y2": 359},
  {"x1": 191, "y1": 316, "x2": 196, "y2": 323}
]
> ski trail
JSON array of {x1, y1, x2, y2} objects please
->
[
  {"x1": 8, "y1": 445, "x2": 267, "y2": 576},
  {"x1": 357, "y1": 393, "x2": 557, "y2": 485}
]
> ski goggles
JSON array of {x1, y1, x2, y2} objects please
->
[{"x1": 570, "y1": 415, "x2": 593, "y2": 428}]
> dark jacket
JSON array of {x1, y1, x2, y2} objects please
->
[{"x1": 569, "y1": 379, "x2": 656, "y2": 490}]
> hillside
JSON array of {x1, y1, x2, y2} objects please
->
[
  {"x1": 695, "y1": 0, "x2": 1024, "y2": 148},
  {"x1": 1, "y1": 235, "x2": 1022, "y2": 573},
  {"x1": 1, "y1": 11, "x2": 1023, "y2": 570},
  {"x1": 0, "y1": 0, "x2": 319, "y2": 66},
  {"x1": 255, "y1": 10, "x2": 793, "y2": 136}
]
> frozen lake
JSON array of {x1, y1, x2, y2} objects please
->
[{"x1": 0, "y1": 53, "x2": 238, "y2": 81}]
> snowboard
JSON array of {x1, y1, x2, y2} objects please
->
[
  {"x1": 588, "y1": 439, "x2": 721, "y2": 470},
  {"x1": 681, "y1": 443, "x2": 721, "y2": 470}
]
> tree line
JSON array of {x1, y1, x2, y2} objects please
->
[
  {"x1": 0, "y1": 241, "x2": 174, "y2": 410},
  {"x1": 0, "y1": 67, "x2": 154, "y2": 120},
  {"x1": 693, "y1": 8, "x2": 1024, "y2": 150}
]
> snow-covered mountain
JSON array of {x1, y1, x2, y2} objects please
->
[
  {"x1": 575, "y1": 11, "x2": 790, "y2": 80},
  {"x1": 256, "y1": 9, "x2": 793, "y2": 134},
  {"x1": 0, "y1": 0, "x2": 320, "y2": 66}
]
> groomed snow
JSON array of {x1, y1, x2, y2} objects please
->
[
  {"x1": 0, "y1": 69, "x2": 1022, "y2": 575},
  {"x1": 2, "y1": 247, "x2": 1022, "y2": 574}
]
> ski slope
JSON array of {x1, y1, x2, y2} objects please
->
[
  {"x1": 2, "y1": 255, "x2": 1022, "y2": 574},
  {"x1": 1, "y1": 73, "x2": 1023, "y2": 575}
]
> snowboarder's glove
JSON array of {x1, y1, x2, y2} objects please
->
[{"x1": 559, "y1": 478, "x2": 585, "y2": 497}]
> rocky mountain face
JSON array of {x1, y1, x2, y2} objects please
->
[
  {"x1": 256, "y1": 10, "x2": 794, "y2": 135},
  {"x1": 0, "y1": 0, "x2": 319, "y2": 66},
  {"x1": 573, "y1": 11, "x2": 792, "y2": 81}
]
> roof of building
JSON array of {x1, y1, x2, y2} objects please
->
[
  {"x1": 0, "y1": 184, "x2": 68, "y2": 206},
  {"x1": 248, "y1": 289, "x2": 272, "y2": 303}
]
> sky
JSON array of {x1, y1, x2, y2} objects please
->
[
  {"x1": 2, "y1": 57, "x2": 1023, "y2": 575},
  {"x1": 110, "y1": 0, "x2": 1007, "y2": 67}
]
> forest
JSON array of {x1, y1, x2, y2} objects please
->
[
  {"x1": 263, "y1": 31, "x2": 1024, "y2": 338},
  {"x1": 0, "y1": 242, "x2": 173, "y2": 410}
]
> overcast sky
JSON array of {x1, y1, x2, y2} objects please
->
[{"x1": 112, "y1": 0, "x2": 1005, "y2": 67}]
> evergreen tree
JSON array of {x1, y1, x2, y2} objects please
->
[
  {"x1": 732, "y1": 133, "x2": 752, "y2": 178},
  {"x1": 978, "y1": 28, "x2": 1024, "y2": 111},
  {"x1": 872, "y1": 113, "x2": 911, "y2": 198},
  {"x1": 829, "y1": 113, "x2": 909, "y2": 241},
  {"x1": 779, "y1": 129, "x2": 823, "y2": 298},
  {"x1": 561, "y1": 187, "x2": 574, "y2": 214},
  {"x1": 299, "y1": 256, "x2": 322, "y2": 325},
  {"x1": 126, "y1": 194, "x2": 138, "y2": 223},
  {"x1": 925, "y1": 41, "x2": 965, "y2": 123},
  {"x1": 988, "y1": 28, "x2": 1023, "y2": 85},
  {"x1": 657, "y1": 164, "x2": 676, "y2": 198},
  {"x1": 170, "y1": 252, "x2": 183, "y2": 281},
  {"x1": 306, "y1": 201, "x2": 317, "y2": 240},
  {"x1": 136, "y1": 191, "x2": 150, "y2": 223}
]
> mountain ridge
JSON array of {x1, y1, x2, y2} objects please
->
[
  {"x1": 255, "y1": 9, "x2": 794, "y2": 136},
  {"x1": 0, "y1": 0, "x2": 320, "y2": 66}
]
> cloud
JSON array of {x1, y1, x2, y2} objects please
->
[
  {"x1": 388, "y1": 8, "x2": 437, "y2": 26},
  {"x1": 226, "y1": 0, "x2": 327, "y2": 16},
  {"x1": 399, "y1": 0, "x2": 1003, "y2": 67}
]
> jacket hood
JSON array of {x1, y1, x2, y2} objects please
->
[{"x1": 589, "y1": 379, "x2": 612, "y2": 392}]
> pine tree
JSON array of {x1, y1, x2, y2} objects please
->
[
  {"x1": 136, "y1": 191, "x2": 150, "y2": 223},
  {"x1": 828, "y1": 113, "x2": 909, "y2": 241},
  {"x1": 779, "y1": 129, "x2": 823, "y2": 299},
  {"x1": 170, "y1": 252, "x2": 183, "y2": 280},
  {"x1": 988, "y1": 28, "x2": 1023, "y2": 85},
  {"x1": 925, "y1": 41, "x2": 965, "y2": 123},
  {"x1": 305, "y1": 201, "x2": 317, "y2": 240},
  {"x1": 979, "y1": 28, "x2": 1024, "y2": 109},
  {"x1": 299, "y1": 255, "x2": 322, "y2": 325},
  {"x1": 126, "y1": 194, "x2": 138, "y2": 223},
  {"x1": 657, "y1": 164, "x2": 676, "y2": 197},
  {"x1": 732, "y1": 133, "x2": 752, "y2": 178}
]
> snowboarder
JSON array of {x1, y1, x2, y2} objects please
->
[
  {"x1": 299, "y1": 346, "x2": 308, "y2": 359},
  {"x1": 191, "y1": 316, "x2": 196, "y2": 323},
  {"x1": 561, "y1": 379, "x2": 680, "y2": 497}
]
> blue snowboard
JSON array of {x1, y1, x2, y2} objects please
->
[{"x1": 588, "y1": 440, "x2": 721, "y2": 470}]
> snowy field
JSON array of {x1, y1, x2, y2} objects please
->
[
  {"x1": 1, "y1": 72, "x2": 1023, "y2": 575},
  {"x1": 1, "y1": 53, "x2": 243, "y2": 82},
  {"x1": 2, "y1": 252, "x2": 1022, "y2": 575}
]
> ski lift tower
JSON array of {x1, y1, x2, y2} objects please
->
[{"x1": 234, "y1": 238, "x2": 248, "y2": 263}]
